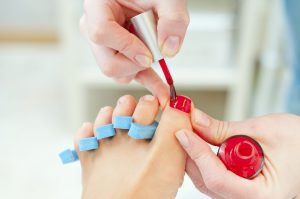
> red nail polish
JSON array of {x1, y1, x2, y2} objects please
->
[
  {"x1": 170, "y1": 95, "x2": 192, "y2": 113},
  {"x1": 217, "y1": 135, "x2": 264, "y2": 179}
]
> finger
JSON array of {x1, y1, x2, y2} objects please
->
[
  {"x1": 186, "y1": 155, "x2": 226, "y2": 199},
  {"x1": 186, "y1": 157, "x2": 207, "y2": 194},
  {"x1": 191, "y1": 108, "x2": 258, "y2": 145},
  {"x1": 154, "y1": 0, "x2": 189, "y2": 57},
  {"x1": 176, "y1": 129, "x2": 259, "y2": 199},
  {"x1": 80, "y1": 15, "x2": 150, "y2": 78},
  {"x1": 114, "y1": 74, "x2": 135, "y2": 84},
  {"x1": 134, "y1": 68, "x2": 169, "y2": 108},
  {"x1": 90, "y1": 42, "x2": 147, "y2": 78},
  {"x1": 83, "y1": 8, "x2": 153, "y2": 68}
]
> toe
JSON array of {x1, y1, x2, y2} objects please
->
[
  {"x1": 93, "y1": 106, "x2": 114, "y2": 139},
  {"x1": 74, "y1": 122, "x2": 94, "y2": 161},
  {"x1": 113, "y1": 95, "x2": 137, "y2": 117},
  {"x1": 94, "y1": 106, "x2": 116, "y2": 147},
  {"x1": 112, "y1": 95, "x2": 137, "y2": 136},
  {"x1": 94, "y1": 106, "x2": 114, "y2": 128},
  {"x1": 132, "y1": 95, "x2": 159, "y2": 125}
]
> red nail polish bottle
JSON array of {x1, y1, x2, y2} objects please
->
[{"x1": 217, "y1": 135, "x2": 264, "y2": 179}]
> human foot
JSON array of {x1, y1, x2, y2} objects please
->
[{"x1": 73, "y1": 95, "x2": 192, "y2": 199}]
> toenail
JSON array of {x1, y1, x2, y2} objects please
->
[
  {"x1": 100, "y1": 106, "x2": 111, "y2": 113},
  {"x1": 142, "y1": 95, "x2": 155, "y2": 101},
  {"x1": 170, "y1": 95, "x2": 192, "y2": 113},
  {"x1": 118, "y1": 96, "x2": 129, "y2": 104},
  {"x1": 82, "y1": 122, "x2": 90, "y2": 128}
]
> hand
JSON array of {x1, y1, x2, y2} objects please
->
[
  {"x1": 80, "y1": 0, "x2": 189, "y2": 106},
  {"x1": 175, "y1": 109, "x2": 300, "y2": 199}
]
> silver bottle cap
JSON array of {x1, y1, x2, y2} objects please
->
[{"x1": 130, "y1": 10, "x2": 163, "y2": 62}]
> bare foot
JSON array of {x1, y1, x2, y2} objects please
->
[{"x1": 74, "y1": 95, "x2": 191, "y2": 199}]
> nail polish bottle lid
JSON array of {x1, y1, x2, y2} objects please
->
[
  {"x1": 217, "y1": 135, "x2": 264, "y2": 179},
  {"x1": 130, "y1": 10, "x2": 163, "y2": 62}
]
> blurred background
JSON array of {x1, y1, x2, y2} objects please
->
[{"x1": 1, "y1": 0, "x2": 299, "y2": 198}]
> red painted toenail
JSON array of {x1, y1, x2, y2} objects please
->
[
  {"x1": 217, "y1": 135, "x2": 264, "y2": 179},
  {"x1": 169, "y1": 95, "x2": 192, "y2": 113}
]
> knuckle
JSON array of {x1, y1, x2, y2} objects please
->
[
  {"x1": 181, "y1": 13, "x2": 190, "y2": 27},
  {"x1": 118, "y1": 34, "x2": 134, "y2": 53},
  {"x1": 189, "y1": 149, "x2": 203, "y2": 162},
  {"x1": 89, "y1": 26, "x2": 106, "y2": 44},
  {"x1": 214, "y1": 120, "x2": 230, "y2": 144},
  {"x1": 171, "y1": 12, "x2": 190, "y2": 27},
  {"x1": 246, "y1": 117, "x2": 270, "y2": 134},
  {"x1": 100, "y1": 62, "x2": 116, "y2": 77},
  {"x1": 189, "y1": 148, "x2": 210, "y2": 164}
]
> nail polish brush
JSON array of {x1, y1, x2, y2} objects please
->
[{"x1": 130, "y1": 10, "x2": 177, "y2": 101}]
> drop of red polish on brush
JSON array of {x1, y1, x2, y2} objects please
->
[
  {"x1": 158, "y1": 59, "x2": 191, "y2": 113},
  {"x1": 217, "y1": 135, "x2": 264, "y2": 179}
]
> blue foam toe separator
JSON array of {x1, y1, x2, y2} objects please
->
[
  {"x1": 113, "y1": 116, "x2": 133, "y2": 129},
  {"x1": 79, "y1": 137, "x2": 99, "y2": 151},
  {"x1": 96, "y1": 124, "x2": 115, "y2": 140},
  {"x1": 71, "y1": 150, "x2": 79, "y2": 160},
  {"x1": 59, "y1": 149, "x2": 78, "y2": 164},
  {"x1": 128, "y1": 121, "x2": 158, "y2": 139}
]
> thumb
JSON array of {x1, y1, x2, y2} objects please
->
[
  {"x1": 155, "y1": 0, "x2": 189, "y2": 57},
  {"x1": 175, "y1": 129, "x2": 258, "y2": 199},
  {"x1": 191, "y1": 108, "x2": 257, "y2": 145}
]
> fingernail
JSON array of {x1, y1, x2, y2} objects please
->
[
  {"x1": 175, "y1": 130, "x2": 190, "y2": 148},
  {"x1": 161, "y1": 36, "x2": 180, "y2": 57},
  {"x1": 135, "y1": 54, "x2": 152, "y2": 67},
  {"x1": 142, "y1": 95, "x2": 155, "y2": 101},
  {"x1": 194, "y1": 109, "x2": 210, "y2": 127}
]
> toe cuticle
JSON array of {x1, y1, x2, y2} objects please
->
[{"x1": 142, "y1": 95, "x2": 155, "y2": 101}]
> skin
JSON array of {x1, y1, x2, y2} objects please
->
[
  {"x1": 176, "y1": 108, "x2": 300, "y2": 199},
  {"x1": 80, "y1": 0, "x2": 189, "y2": 106},
  {"x1": 74, "y1": 95, "x2": 191, "y2": 199},
  {"x1": 81, "y1": 1, "x2": 300, "y2": 197},
  {"x1": 74, "y1": 95, "x2": 300, "y2": 198}
]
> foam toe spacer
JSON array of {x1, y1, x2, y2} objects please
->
[
  {"x1": 79, "y1": 137, "x2": 99, "y2": 151},
  {"x1": 113, "y1": 116, "x2": 133, "y2": 129},
  {"x1": 96, "y1": 124, "x2": 115, "y2": 140},
  {"x1": 59, "y1": 149, "x2": 79, "y2": 164},
  {"x1": 128, "y1": 121, "x2": 159, "y2": 139}
]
